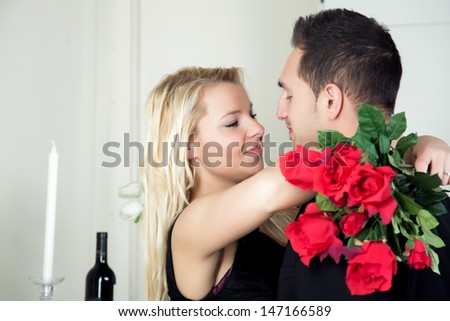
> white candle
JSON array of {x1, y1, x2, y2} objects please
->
[{"x1": 42, "y1": 141, "x2": 58, "y2": 283}]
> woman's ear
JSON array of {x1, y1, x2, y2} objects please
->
[
  {"x1": 188, "y1": 142, "x2": 201, "y2": 168},
  {"x1": 187, "y1": 147, "x2": 193, "y2": 160},
  {"x1": 323, "y1": 83, "x2": 343, "y2": 120},
  {"x1": 187, "y1": 143, "x2": 195, "y2": 160},
  {"x1": 187, "y1": 141, "x2": 200, "y2": 160}
]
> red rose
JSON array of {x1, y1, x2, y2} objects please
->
[
  {"x1": 286, "y1": 203, "x2": 342, "y2": 266},
  {"x1": 406, "y1": 238, "x2": 431, "y2": 270},
  {"x1": 314, "y1": 143, "x2": 362, "y2": 207},
  {"x1": 345, "y1": 162, "x2": 397, "y2": 224},
  {"x1": 346, "y1": 241, "x2": 398, "y2": 295},
  {"x1": 339, "y1": 211, "x2": 368, "y2": 236},
  {"x1": 279, "y1": 145, "x2": 326, "y2": 190}
]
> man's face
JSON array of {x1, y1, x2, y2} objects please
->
[{"x1": 277, "y1": 48, "x2": 325, "y2": 147}]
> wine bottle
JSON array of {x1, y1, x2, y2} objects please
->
[{"x1": 85, "y1": 232, "x2": 116, "y2": 300}]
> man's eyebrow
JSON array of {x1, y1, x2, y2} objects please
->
[{"x1": 277, "y1": 80, "x2": 284, "y2": 88}]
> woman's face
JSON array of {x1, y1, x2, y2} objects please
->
[{"x1": 192, "y1": 82, "x2": 265, "y2": 186}]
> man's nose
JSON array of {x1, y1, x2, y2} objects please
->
[{"x1": 277, "y1": 97, "x2": 287, "y2": 120}]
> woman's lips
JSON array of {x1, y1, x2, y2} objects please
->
[
  {"x1": 243, "y1": 142, "x2": 263, "y2": 155},
  {"x1": 246, "y1": 146, "x2": 262, "y2": 155}
]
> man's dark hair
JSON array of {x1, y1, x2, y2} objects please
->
[{"x1": 292, "y1": 9, "x2": 402, "y2": 114}]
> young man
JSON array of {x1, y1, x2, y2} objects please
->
[{"x1": 277, "y1": 8, "x2": 450, "y2": 300}]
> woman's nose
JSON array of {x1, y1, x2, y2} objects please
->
[{"x1": 248, "y1": 118, "x2": 265, "y2": 138}]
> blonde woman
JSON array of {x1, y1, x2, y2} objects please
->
[
  {"x1": 142, "y1": 67, "x2": 450, "y2": 301},
  {"x1": 142, "y1": 67, "x2": 314, "y2": 301}
]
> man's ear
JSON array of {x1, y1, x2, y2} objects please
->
[{"x1": 322, "y1": 83, "x2": 343, "y2": 120}]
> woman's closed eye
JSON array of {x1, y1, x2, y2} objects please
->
[
  {"x1": 225, "y1": 120, "x2": 239, "y2": 128},
  {"x1": 225, "y1": 112, "x2": 256, "y2": 128}
]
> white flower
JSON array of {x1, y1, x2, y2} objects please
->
[
  {"x1": 118, "y1": 181, "x2": 143, "y2": 222},
  {"x1": 118, "y1": 181, "x2": 142, "y2": 198},
  {"x1": 119, "y1": 199, "x2": 144, "y2": 222}
]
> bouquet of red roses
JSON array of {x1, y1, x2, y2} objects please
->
[{"x1": 280, "y1": 103, "x2": 448, "y2": 295}]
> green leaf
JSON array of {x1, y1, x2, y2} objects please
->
[
  {"x1": 347, "y1": 237, "x2": 355, "y2": 248},
  {"x1": 378, "y1": 134, "x2": 391, "y2": 155},
  {"x1": 315, "y1": 194, "x2": 339, "y2": 212},
  {"x1": 395, "y1": 132, "x2": 418, "y2": 158},
  {"x1": 391, "y1": 228, "x2": 402, "y2": 257},
  {"x1": 354, "y1": 227, "x2": 371, "y2": 243},
  {"x1": 318, "y1": 130, "x2": 349, "y2": 149},
  {"x1": 391, "y1": 212, "x2": 401, "y2": 234},
  {"x1": 396, "y1": 207, "x2": 419, "y2": 239},
  {"x1": 406, "y1": 238, "x2": 415, "y2": 250},
  {"x1": 352, "y1": 134, "x2": 379, "y2": 165},
  {"x1": 407, "y1": 172, "x2": 442, "y2": 189},
  {"x1": 426, "y1": 202, "x2": 448, "y2": 216},
  {"x1": 422, "y1": 227, "x2": 445, "y2": 248},
  {"x1": 392, "y1": 174, "x2": 413, "y2": 195},
  {"x1": 352, "y1": 132, "x2": 372, "y2": 150},
  {"x1": 399, "y1": 223, "x2": 415, "y2": 240},
  {"x1": 398, "y1": 215, "x2": 418, "y2": 240},
  {"x1": 357, "y1": 103, "x2": 386, "y2": 136},
  {"x1": 385, "y1": 112, "x2": 407, "y2": 140},
  {"x1": 414, "y1": 187, "x2": 449, "y2": 206},
  {"x1": 417, "y1": 209, "x2": 439, "y2": 229},
  {"x1": 397, "y1": 163, "x2": 415, "y2": 176},
  {"x1": 388, "y1": 150, "x2": 403, "y2": 169},
  {"x1": 134, "y1": 212, "x2": 142, "y2": 223},
  {"x1": 355, "y1": 126, "x2": 372, "y2": 140},
  {"x1": 429, "y1": 248, "x2": 441, "y2": 275},
  {"x1": 395, "y1": 191, "x2": 423, "y2": 215},
  {"x1": 397, "y1": 205, "x2": 413, "y2": 220},
  {"x1": 373, "y1": 224, "x2": 382, "y2": 240},
  {"x1": 416, "y1": 211, "x2": 443, "y2": 249}
]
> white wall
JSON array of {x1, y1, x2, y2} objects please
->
[
  {"x1": 0, "y1": 0, "x2": 133, "y2": 300},
  {"x1": 0, "y1": 0, "x2": 319, "y2": 300}
]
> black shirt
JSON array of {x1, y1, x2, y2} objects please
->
[{"x1": 167, "y1": 228, "x2": 284, "y2": 300}]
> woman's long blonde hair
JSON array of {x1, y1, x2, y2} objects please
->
[{"x1": 141, "y1": 67, "x2": 292, "y2": 301}]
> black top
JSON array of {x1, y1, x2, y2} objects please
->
[
  {"x1": 278, "y1": 197, "x2": 450, "y2": 300},
  {"x1": 167, "y1": 226, "x2": 284, "y2": 301}
]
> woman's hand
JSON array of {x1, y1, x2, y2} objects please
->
[{"x1": 406, "y1": 135, "x2": 450, "y2": 185}]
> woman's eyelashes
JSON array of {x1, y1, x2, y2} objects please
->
[
  {"x1": 225, "y1": 112, "x2": 257, "y2": 128},
  {"x1": 225, "y1": 120, "x2": 239, "y2": 128}
]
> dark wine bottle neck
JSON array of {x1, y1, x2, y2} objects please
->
[{"x1": 96, "y1": 234, "x2": 108, "y2": 264}]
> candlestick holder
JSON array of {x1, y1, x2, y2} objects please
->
[{"x1": 29, "y1": 276, "x2": 65, "y2": 300}]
